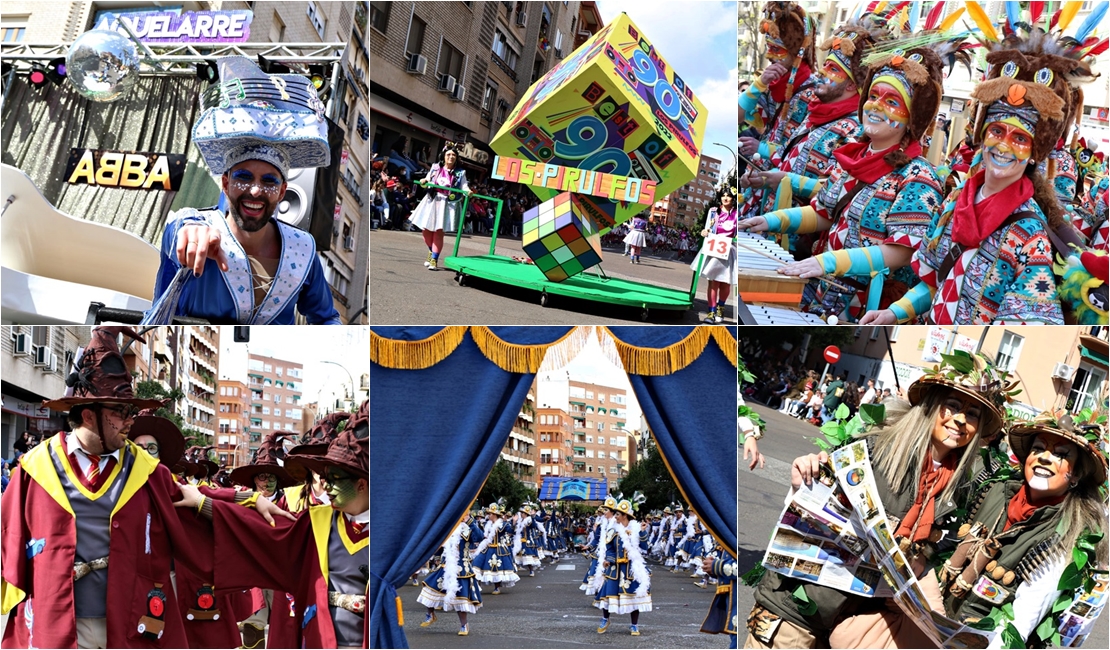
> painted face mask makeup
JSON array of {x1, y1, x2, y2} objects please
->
[
  {"x1": 1025, "y1": 432, "x2": 1075, "y2": 496},
  {"x1": 767, "y1": 42, "x2": 790, "y2": 62},
  {"x1": 863, "y1": 82, "x2": 910, "y2": 129},
  {"x1": 325, "y1": 468, "x2": 359, "y2": 507},
  {"x1": 983, "y1": 120, "x2": 1034, "y2": 168},
  {"x1": 821, "y1": 59, "x2": 850, "y2": 86}
]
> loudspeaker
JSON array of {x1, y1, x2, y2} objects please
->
[{"x1": 275, "y1": 117, "x2": 344, "y2": 252}]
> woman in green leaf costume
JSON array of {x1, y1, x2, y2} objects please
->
[
  {"x1": 745, "y1": 352, "x2": 1014, "y2": 648},
  {"x1": 936, "y1": 410, "x2": 1108, "y2": 648}
]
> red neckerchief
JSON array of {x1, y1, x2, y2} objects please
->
[
  {"x1": 1004, "y1": 484, "x2": 1066, "y2": 531},
  {"x1": 343, "y1": 513, "x2": 368, "y2": 541},
  {"x1": 768, "y1": 61, "x2": 812, "y2": 103},
  {"x1": 833, "y1": 140, "x2": 923, "y2": 185},
  {"x1": 59, "y1": 434, "x2": 118, "y2": 493},
  {"x1": 807, "y1": 93, "x2": 859, "y2": 128},
  {"x1": 895, "y1": 450, "x2": 958, "y2": 543},
  {"x1": 952, "y1": 170, "x2": 1035, "y2": 249}
]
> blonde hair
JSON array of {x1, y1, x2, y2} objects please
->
[
  {"x1": 858, "y1": 389, "x2": 986, "y2": 508},
  {"x1": 1050, "y1": 442, "x2": 1109, "y2": 565}
]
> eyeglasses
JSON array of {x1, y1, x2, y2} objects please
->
[
  {"x1": 103, "y1": 405, "x2": 139, "y2": 419},
  {"x1": 138, "y1": 442, "x2": 160, "y2": 457}
]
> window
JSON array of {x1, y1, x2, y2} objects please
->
[
  {"x1": 610, "y1": 451, "x2": 618, "y2": 460},
  {"x1": 1, "y1": 15, "x2": 27, "y2": 43},
  {"x1": 483, "y1": 82, "x2": 497, "y2": 113},
  {"x1": 285, "y1": 409, "x2": 293, "y2": 418},
  {"x1": 436, "y1": 39, "x2": 465, "y2": 82},
  {"x1": 492, "y1": 27, "x2": 520, "y2": 68},
  {"x1": 597, "y1": 465, "x2": 605, "y2": 474},
  {"x1": 269, "y1": 11, "x2": 285, "y2": 41},
  {"x1": 1068, "y1": 365, "x2": 1107, "y2": 413},
  {"x1": 369, "y1": 1, "x2": 390, "y2": 32},
  {"x1": 586, "y1": 391, "x2": 593, "y2": 399},
  {"x1": 586, "y1": 435, "x2": 593, "y2": 443},
  {"x1": 996, "y1": 332, "x2": 1024, "y2": 371},
  {"x1": 262, "y1": 407, "x2": 270, "y2": 415},
  {"x1": 264, "y1": 364, "x2": 272, "y2": 372},
  {"x1": 285, "y1": 423, "x2": 295, "y2": 431},
  {"x1": 405, "y1": 14, "x2": 426, "y2": 56},
  {"x1": 610, "y1": 437, "x2": 618, "y2": 445},
  {"x1": 273, "y1": 395, "x2": 280, "y2": 404},
  {"x1": 597, "y1": 422, "x2": 603, "y2": 431},
  {"x1": 586, "y1": 449, "x2": 593, "y2": 458},
  {"x1": 587, "y1": 465, "x2": 593, "y2": 473}
]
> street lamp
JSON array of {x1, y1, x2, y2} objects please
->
[
  {"x1": 712, "y1": 142, "x2": 737, "y2": 182},
  {"x1": 319, "y1": 360, "x2": 355, "y2": 411}
]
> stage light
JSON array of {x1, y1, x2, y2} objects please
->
[
  {"x1": 308, "y1": 65, "x2": 327, "y2": 90},
  {"x1": 196, "y1": 60, "x2": 218, "y2": 83},
  {"x1": 28, "y1": 65, "x2": 49, "y2": 88},
  {"x1": 257, "y1": 54, "x2": 291, "y2": 75},
  {"x1": 46, "y1": 57, "x2": 67, "y2": 86}
]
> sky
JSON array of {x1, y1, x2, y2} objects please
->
[
  {"x1": 595, "y1": 0, "x2": 738, "y2": 176},
  {"x1": 536, "y1": 333, "x2": 644, "y2": 429},
  {"x1": 217, "y1": 326, "x2": 368, "y2": 408}
]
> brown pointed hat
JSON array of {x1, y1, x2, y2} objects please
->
[
  {"x1": 287, "y1": 410, "x2": 350, "y2": 460},
  {"x1": 183, "y1": 446, "x2": 220, "y2": 479},
  {"x1": 42, "y1": 326, "x2": 164, "y2": 411},
  {"x1": 229, "y1": 432, "x2": 296, "y2": 488},
  {"x1": 129, "y1": 407, "x2": 185, "y2": 468},
  {"x1": 907, "y1": 351, "x2": 1018, "y2": 435},
  {"x1": 284, "y1": 400, "x2": 367, "y2": 482},
  {"x1": 1008, "y1": 409, "x2": 1107, "y2": 487}
]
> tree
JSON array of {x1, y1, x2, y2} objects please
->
[
  {"x1": 478, "y1": 459, "x2": 535, "y2": 512},
  {"x1": 617, "y1": 442, "x2": 678, "y2": 514},
  {"x1": 134, "y1": 380, "x2": 209, "y2": 449}
]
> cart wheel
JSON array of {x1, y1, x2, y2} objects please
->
[
  {"x1": 640, "y1": 308, "x2": 650, "y2": 321},
  {"x1": 456, "y1": 273, "x2": 468, "y2": 287},
  {"x1": 540, "y1": 291, "x2": 550, "y2": 307}
]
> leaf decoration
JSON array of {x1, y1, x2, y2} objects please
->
[
  {"x1": 741, "y1": 562, "x2": 766, "y2": 587},
  {"x1": 940, "y1": 351, "x2": 976, "y2": 374},
  {"x1": 1001, "y1": 622, "x2": 1026, "y2": 649},
  {"x1": 792, "y1": 585, "x2": 818, "y2": 616},
  {"x1": 860, "y1": 403, "x2": 885, "y2": 425}
]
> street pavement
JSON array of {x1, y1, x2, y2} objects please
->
[
  {"x1": 736, "y1": 402, "x2": 1110, "y2": 649},
  {"x1": 370, "y1": 228, "x2": 734, "y2": 325},
  {"x1": 400, "y1": 552, "x2": 729, "y2": 648}
]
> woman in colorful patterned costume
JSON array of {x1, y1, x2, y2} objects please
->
[
  {"x1": 740, "y1": 31, "x2": 956, "y2": 321},
  {"x1": 589, "y1": 494, "x2": 652, "y2": 636},
  {"x1": 738, "y1": 2, "x2": 818, "y2": 158},
  {"x1": 746, "y1": 353, "x2": 1012, "y2": 648},
  {"x1": 417, "y1": 515, "x2": 485, "y2": 637},
  {"x1": 858, "y1": 8, "x2": 1100, "y2": 325},
  {"x1": 936, "y1": 411, "x2": 1107, "y2": 648}
]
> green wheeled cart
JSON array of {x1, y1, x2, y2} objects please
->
[{"x1": 421, "y1": 182, "x2": 703, "y2": 321}]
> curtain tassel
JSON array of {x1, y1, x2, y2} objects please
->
[{"x1": 370, "y1": 327, "x2": 468, "y2": 369}]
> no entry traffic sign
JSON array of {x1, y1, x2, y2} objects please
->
[{"x1": 823, "y1": 346, "x2": 841, "y2": 364}]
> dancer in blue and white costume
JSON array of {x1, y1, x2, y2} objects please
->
[
  {"x1": 590, "y1": 493, "x2": 652, "y2": 636},
  {"x1": 513, "y1": 503, "x2": 544, "y2": 577},
  {"x1": 471, "y1": 502, "x2": 519, "y2": 594},
  {"x1": 666, "y1": 503, "x2": 685, "y2": 571},
  {"x1": 580, "y1": 498, "x2": 615, "y2": 594},
  {"x1": 676, "y1": 508, "x2": 704, "y2": 572},
  {"x1": 417, "y1": 516, "x2": 484, "y2": 636}
]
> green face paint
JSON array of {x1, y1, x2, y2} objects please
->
[{"x1": 255, "y1": 473, "x2": 277, "y2": 496}]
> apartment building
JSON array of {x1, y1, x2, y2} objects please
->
[{"x1": 246, "y1": 353, "x2": 305, "y2": 458}]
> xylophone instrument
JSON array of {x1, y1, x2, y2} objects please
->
[
  {"x1": 740, "y1": 303, "x2": 828, "y2": 325},
  {"x1": 734, "y1": 233, "x2": 808, "y2": 307}
]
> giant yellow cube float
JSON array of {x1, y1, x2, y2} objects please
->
[{"x1": 491, "y1": 12, "x2": 707, "y2": 234}]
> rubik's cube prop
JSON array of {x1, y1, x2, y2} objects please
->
[{"x1": 522, "y1": 193, "x2": 603, "y2": 281}]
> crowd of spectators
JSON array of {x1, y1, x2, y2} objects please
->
[{"x1": 740, "y1": 342, "x2": 903, "y2": 427}]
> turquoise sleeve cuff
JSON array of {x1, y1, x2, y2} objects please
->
[
  {"x1": 763, "y1": 207, "x2": 806, "y2": 233},
  {"x1": 819, "y1": 246, "x2": 888, "y2": 277},
  {"x1": 788, "y1": 173, "x2": 822, "y2": 200},
  {"x1": 757, "y1": 141, "x2": 772, "y2": 160},
  {"x1": 889, "y1": 282, "x2": 934, "y2": 322},
  {"x1": 738, "y1": 85, "x2": 760, "y2": 115}
]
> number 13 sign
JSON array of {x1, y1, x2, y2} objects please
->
[{"x1": 701, "y1": 233, "x2": 732, "y2": 260}]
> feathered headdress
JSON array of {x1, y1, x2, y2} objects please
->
[
  {"x1": 965, "y1": 0, "x2": 1102, "y2": 166},
  {"x1": 760, "y1": 2, "x2": 816, "y2": 102},
  {"x1": 858, "y1": 6, "x2": 977, "y2": 157}
]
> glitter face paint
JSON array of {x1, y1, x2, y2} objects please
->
[
  {"x1": 983, "y1": 120, "x2": 1034, "y2": 165},
  {"x1": 863, "y1": 83, "x2": 910, "y2": 129}
]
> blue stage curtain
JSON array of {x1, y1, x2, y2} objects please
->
[
  {"x1": 605, "y1": 326, "x2": 738, "y2": 556},
  {"x1": 369, "y1": 326, "x2": 574, "y2": 648}
]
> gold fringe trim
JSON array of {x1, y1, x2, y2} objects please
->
[
  {"x1": 709, "y1": 327, "x2": 738, "y2": 369},
  {"x1": 370, "y1": 327, "x2": 468, "y2": 369},
  {"x1": 597, "y1": 327, "x2": 713, "y2": 376},
  {"x1": 471, "y1": 326, "x2": 591, "y2": 374}
]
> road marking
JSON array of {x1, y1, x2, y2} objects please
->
[{"x1": 555, "y1": 564, "x2": 576, "y2": 570}]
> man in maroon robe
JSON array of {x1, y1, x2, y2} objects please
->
[{"x1": 1, "y1": 327, "x2": 291, "y2": 649}]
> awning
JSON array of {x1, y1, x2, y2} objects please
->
[
  {"x1": 538, "y1": 476, "x2": 607, "y2": 500},
  {"x1": 569, "y1": 401, "x2": 586, "y2": 406},
  {"x1": 1080, "y1": 345, "x2": 1108, "y2": 366},
  {"x1": 370, "y1": 93, "x2": 470, "y2": 143},
  {"x1": 571, "y1": 414, "x2": 585, "y2": 420},
  {"x1": 573, "y1": 446, "x2": 586, "y2": 452}
]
